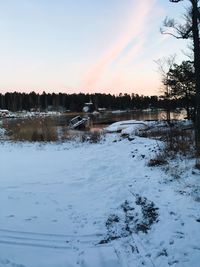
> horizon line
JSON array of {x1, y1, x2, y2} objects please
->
[{"x1": 0, "y1": 89, "x2": 160, "y2": 97}]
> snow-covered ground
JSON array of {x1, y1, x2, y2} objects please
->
[{"x1": 0, "y1": 127, "x2": 200, "y2": 267}]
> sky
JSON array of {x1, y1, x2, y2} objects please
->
[{"x1": 0, "y1": 0, "x2": 190, "y2": 96}]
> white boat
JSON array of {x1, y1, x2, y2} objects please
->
[{"x1": 69, "y1": 116, "x2": 89, "y2": 130}]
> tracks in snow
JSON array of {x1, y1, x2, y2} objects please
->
[
  {"x1": 0, "y1": 228, "x2": 105, "y2": 250},
  {"x1": 0, "y1": 229, "x2": 156, "y2": 267},
  {"x1": 0, "y1": 229, "x2": 123, "y2": 267}
]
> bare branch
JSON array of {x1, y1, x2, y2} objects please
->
[
  {"x1": 154, "y1": 55, "x2": 176, "y2": 78},
  {"x1": 169, "y1": 0, "x2": 183, "y2": 2},
  {"x1": 161, "y1": 15, "x2": 193, "y2": 40},
  {"x1": 160, "y1": 28, "x2": 187, "y2": 39}
]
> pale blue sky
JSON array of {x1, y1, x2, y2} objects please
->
[{"x1": 0, "y1": 0, "x2": 189, "y2": 95}]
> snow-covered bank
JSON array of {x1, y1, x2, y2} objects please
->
[{"x1": 0, "y1": 132, "x2": 200, "y2": 267}]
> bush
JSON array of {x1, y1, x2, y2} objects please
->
[
  {"x1": 164, "y1": 127, "x2": 195, "y2": 157},
  {"x1": 148, "y1": 153, "x2": 168, "y2": 167},
  {"x1": 80, "y1": 131, "x2": 104, "y2": 143},
  {"x1": 147, "y1": 124, "x2": 195, "y2": 171},
  {"x1": 195, "y1": 160, "x2": 200, "y2": 170},
  {"x1": 143, "y1": 123, "x2": 195, "y2": 158}
]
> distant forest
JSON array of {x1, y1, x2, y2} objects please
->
[{"x1": 0, "y1": 91, "x2": 193, "y2": 112}]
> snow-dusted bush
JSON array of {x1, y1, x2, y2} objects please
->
[
  {"x1": 148, "y1": 154, "x2": 168, "y2": 167},
  {"x1": 80, "y1": 131, "x2": 105, "y2": 143}
]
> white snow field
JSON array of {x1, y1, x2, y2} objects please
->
[{"x1": 0, "y1": 131, "x2": 200, "y2": 267}]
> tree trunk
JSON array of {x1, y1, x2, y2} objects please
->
[
  {"x1": 191, "y1": 0, "x2": 200, "y2": 156},
  {"x1": 185, "y1": 91, "x2": 190, "y2": 119}
]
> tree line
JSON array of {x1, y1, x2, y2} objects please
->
[{"x1": 0, "y1": 91, "x2": 191, "y2": 112}]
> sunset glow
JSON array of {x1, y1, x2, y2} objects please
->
[
  {"x1": 83, "y1": 0, "x2": 155, "y2": 89},
  {"x1": 0, "y1": 0, "x2": 188, "y2": 95}
]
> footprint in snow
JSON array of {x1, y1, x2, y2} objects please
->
[
  {"x1": 169, "y1": 239, "x2": 174, "y2": 245},
  {"x1": 174, "y1": 231, "x2": 185, "y2": 239},
  {"x1": 24, "y1": 216, "x2": 37, "y2": 221},
  {"x1": 192, "y1": 246, "x2": 200, "y2": 250},
  {"x1": 169, "y1": 211, "x2": 176, "y2": 216},
  {"x1": 156, "y1": 248, "x2": 168, "y2": 258},
  {"x1": 25, "y1": 218, "x2": 32, "y2": 221},
  {"x1": 168, "y1": 259, "x2": 179, "y2": 266},
  {"x1": 7, "y1": 214, "x2": 15, "y2": 218},
  {"x1": 0, "y1": 259, "x2": 26, "y2": 267}
]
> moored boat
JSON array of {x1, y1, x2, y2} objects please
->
[{"x1": 69, "y1": 116, "x2": 89, "y2": 130}]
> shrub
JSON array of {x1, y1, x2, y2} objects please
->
[
  {"x1": 148, "y1": 153, "x2": 168, "y2": 167},
  {"x1": 143, "y1": 123, "x2": 195, "y2": 158},
  {"x1": 195, "y1": 160, "x2": 200, "y2": 170},
  {"x1": 147, "y1": 124, "x2": 195, "y2": 170},
  {"x1": 80, "y1": 131, "x2": 104, "y2": 143},
  {"x1": 164, "y1": 127, "x2": 195, "y2": 157}
]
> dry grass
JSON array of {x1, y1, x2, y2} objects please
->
[
  {"x1": 4, "y1": 117, "x2": 58, "y2": 142},
  {"x1": 3, "y1": 117, "x2": 105, "y2": 143}
]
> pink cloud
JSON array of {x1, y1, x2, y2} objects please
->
[
  {"x1": 82, "y1": 0, "x2": 156, "y2": 90},
  {"x1": 117, "y1": 38, "x2": 145, "y2": 66}
]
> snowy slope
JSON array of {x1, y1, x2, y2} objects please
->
[{"x1": 0, "y1": 133, "x2": 199, "y2": 267}]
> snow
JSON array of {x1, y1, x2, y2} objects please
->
[
  {"x1": 104, "y1": 120, "x2": 170, "y2": 137},
  {"x1": 0, "y1": 121, "x2": 200, "y2": 267},
  {"x1": 121, "y1": 124, "x2": 148, "y2": 136},
  {"x1": 105, "y1": 120, "x2": 149, "y2": 133},
  {"x1": 111, "y1": 110, "x2": 127, "y2": 114},
  {"x1": 0, "y1": 111, "x2": 62, "y2": 119}
]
